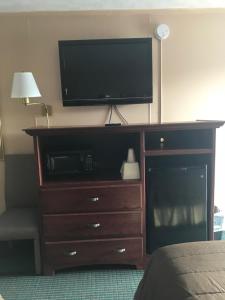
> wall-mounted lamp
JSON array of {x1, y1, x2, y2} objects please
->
[{"x1": 11, "y1": 72, "x2": 50, "y2": 127}]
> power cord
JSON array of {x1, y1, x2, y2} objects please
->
[
  {"x1": 105, "y1": 105, "x2": 128, "y2": 125},
  {"x1": 114, "y1": 105, "x2": 128, "y2": 125}
]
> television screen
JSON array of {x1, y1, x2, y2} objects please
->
[{"x1": 58, "y1": 38, "x2": 153, "y2": 106}]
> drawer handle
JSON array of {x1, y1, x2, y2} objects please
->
[
  {"x1": 90, "y1": 223, "x2": 101, "y2": 228},
  {"x1": 117, "y1": 248, "x2": 126, "y2": 254},
  {"x1": 66, "y1": 251, "x2": 77, "y2": 256},
  {"x1": 89, "y1": 197, "x2": 99, "y2": 202}
]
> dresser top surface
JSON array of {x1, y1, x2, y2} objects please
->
[{"x1": 23, "y1": 121, "x2": 224, "y2": 136}]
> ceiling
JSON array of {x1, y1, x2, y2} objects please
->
[{"x1": 1, "y1": 0, "x2": 225, "y2": 13}]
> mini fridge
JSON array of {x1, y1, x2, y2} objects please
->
[{"x1": 146, "y1": 165, "x2": 208, "y2": 254}]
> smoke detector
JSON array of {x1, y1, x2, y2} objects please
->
[{"x1": 155, "y1": 24, "x2": 170, "y2": 40}]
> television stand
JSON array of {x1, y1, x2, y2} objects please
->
[{"x1": 24, "y1": 121, "x2": 224, "y2": 275}]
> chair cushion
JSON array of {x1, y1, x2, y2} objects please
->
[{"x1": 0, "y1": 208, "x2": 39, "y2": 240}]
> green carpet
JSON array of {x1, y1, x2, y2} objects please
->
[{"x1": 0, "y1": 268, "x2": 143, "y2": 300}]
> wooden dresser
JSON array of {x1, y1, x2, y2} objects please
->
[
  {"x1": 40, "y1": 182, "x2": 143, "y2": 275},
  {"x1": 24, "y1": 121, "x2": 224, "y2": 275}
]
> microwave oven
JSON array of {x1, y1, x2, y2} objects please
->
[{"x1": 46, "y1": 150, "x2": 94, "y2": 176}]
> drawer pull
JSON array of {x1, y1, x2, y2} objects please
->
[
  {"x1": 89, "y1": 197, "x2": 99, "y2": 202},
  {"x1": 117, "y1": 248, "x2": 126, "y2": 254},
  {"x1": 90, "y1": 223, "x2": 101, "y2": 228},
  {"x1": 66, "y1": 251, "x2": 77, "y2": 256}
]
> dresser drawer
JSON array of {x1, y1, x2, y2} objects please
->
[
  {"x1": 40, "y1": 184, "x2": 142, "y2": 213},
  {"x1": 44, "y1": 237, "x2": 143, "y2": 268},
  {"x1": 43, "y1": 211, "x2": 142, "y2": 241}
]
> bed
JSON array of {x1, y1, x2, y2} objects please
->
[{"x1": 134, "y1": 241, "x2": 225, "y2": 300}]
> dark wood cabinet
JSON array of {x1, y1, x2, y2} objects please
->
[
  {"x1": 40, "y1": 184, "x2": 142, "y2": 214},
  {"x1": 43, "y1": 211, "x2": 142, "y2": 241},
  {"x1": 24, "y1": 121, "x2": 224, "y2": 275},
  {"x1": 45, "y1": 237, "x2": 143, "y2": 270}
]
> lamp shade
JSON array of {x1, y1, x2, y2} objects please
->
[{"x1": 11, "y1": 72, "x2": 41, "y2": 98}]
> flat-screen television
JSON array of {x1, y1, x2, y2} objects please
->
[{"x1": 58, "y1": 38, "x2": 152, "y2": 106}]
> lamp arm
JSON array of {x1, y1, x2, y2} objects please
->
[{"x1": 25, "y1": 102, "x2": 50, "y2": 127}]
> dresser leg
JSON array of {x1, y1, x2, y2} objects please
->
[{"x1": 135, "y1": 261, "x2": 145, "y2": 270}]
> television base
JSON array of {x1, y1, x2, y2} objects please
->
[{"x1": 105, "y1": 123, "x2": 121, "y2": 127}]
